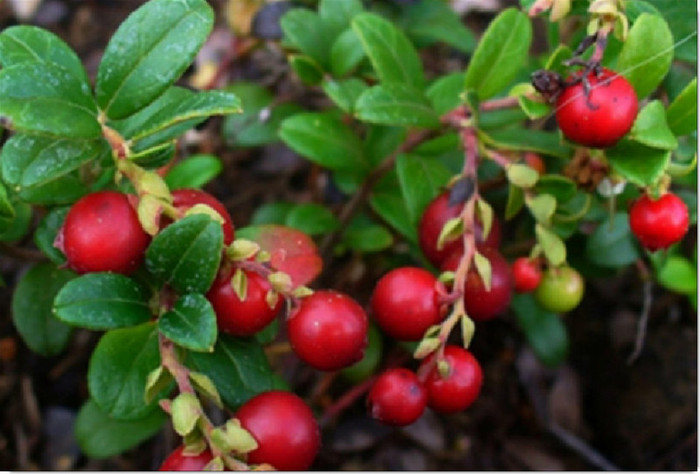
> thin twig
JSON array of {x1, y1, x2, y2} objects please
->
[
  {"x1": 548, "y1": 423, "x2": 620, "y2": 471},
  {"x1": 627, "y1": 279, "x2": 654, "y2": 365}
]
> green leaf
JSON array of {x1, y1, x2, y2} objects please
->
[
  {"x1": 0, "y1": 134, "x2": 107, "y2": 205},
  {"x1": 0, "y1": 182, "x2": 15, "y2": 233},
  {"x1": 54, "y1": 273, "x2": 153, "y2": 330},
  {"x1": 322, "y1": 78, "x2": 368, "y2": 114},
  {"x1": 145, "y1": 214, "x2": 223, "y2": 295},
  {"x1": 479, "y1": 129, "x2": 572, "y2": 159},
  {"x1": 330, "y1": 28, "x2": 366, "y2": 77},
  {"x1": 96, "y1": 0, "x2": 213, "y2": 119},
  {"x1": 88, "y1": 323, "x2": 166, "y2": 420},
  {"x1": 342, "y1": 216, "x2": 394, "y2": 253},
  {"x1": 279, "y1": 112, "x2": 367, "y2": 171},
  {"x1": 526, "y1": 194, "x2": 557, "y2": 224},
  {"x1": 318, "y1": 0, "x2": 364, "y2": 39},
  {"x1": 130, "y1": 142, "x2": 175, "y2": 170},
  {"x1": 34, "y1": 207, "x2": 68, "y2": 265},
  {"x1": 585, "y1": 213, "x2": 640, "y2": 268},
  {"x1": 534, "y1": 175, "x2": 577, "y2": 202},
  {"x1": 505, "y1": 184, "x2": 525, "y2": 220},
  {"x1": 630, "y1": 100, "x2": 678, "y2": 150},
  {"x1": 370, "y1": 170, "x2": 417, "y2": 243},
  {"x1": 0, "y1": 25, "x2": 88, "y2": 83},
  {"x1": 0, "y1": 63, "x2": 99, "y2": 138},
  {"x1": 355, "y1": 83, "x2": 440, "y2": 128},
  {"x1": 75, "y1": 399, "x2": 166, "y2": 459},
  {"x1": 401, "y1": 0, "x2": 476, "y2": 54},
  {"x1": 186, "y1": 334, "x2": 277, "y2": 410},
  {"x1": 643, "y1": 0, "x2": 696, "y2": 63},
  {"x1": 164, "y1": 154, "x2": 223, "y2": 190},
  {"x1": 511, "y1": 293, "x2": 569, "y2": 367},
  {"x1": 606, "y1": 139, "x2": 671, "y2": 186},
  {"x1": 289, "y1": 55, "x2": 324, "y2": 85},
  {"x1": 506, "y1": 163, "x2": 539, "y2": 188},
  {"x1": 536, "y1": 224, "x2": 566, "y2": 266},
  {"x1": 616, "y1": 13, "x2": 673, "y2": 98},
  {"x1": 251, "y1": 202, "x2": 294, "y2": 225},
  {"x1": 12, "y1": 263, "x2": 75, "y2": 356},
  {"x1": 129, "y1": 90, "x2": 241, "y2": 151},
  {"x1": 426, "y1": 72, "x2": 465, "y2": 115},
  {"x1": 158, "y1": 294, "x2": 217, "y2": 352},
  {"x1": 352, "y1": 12, "x2": 425, "y2": 89},
  {"x1": 655, "y1": 254, "x2": 697, "y2": 294},
  {"x1": 281, "y1": 9, "x2": 332, "y2": 69},
  {"x1": 0, "y1": 200, "x2": 31, "y2": 243},
  {"x1": 363, "y1": 125, "x2": 407, "y2": 168},
  {"x1": 666, "y1": 77, "x2": 697, "y2": 136},
  {"x1": 285, "y1": 203, "x2": 339, "y2": 236},
  {"x1": 464, "y1": 8, "x2": 532, "y2": 100},
  {"x1": 396, "y1": 153, "x2": 452, "y2": 226}
]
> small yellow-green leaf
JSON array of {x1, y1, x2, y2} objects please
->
[
  {"x1": 535, "y1": 224, "x2": 566, "y2": 266},
  {"x1": 268, "y1": 271, "x2": 292, "y2": 294},
  {"x1": 189, "y1": 371, "x2": 223, "y2": 409},
  {"x1": 171, "y1": 392, "x2": 201, "y2": 437},
  {"x1": 184, "y1": 203, "x2": 225, "y2": 224},
  {"x1": 473, "y1": 250, "x2": 492, "y2": 291},
  {"x1": 231, "y1": 268, "x2": 247, "y2": 301},
  {"x1": 137, "y1": 194, "x2": 164, "y2": 236},
  {"x1": 506, "y1": 163, "x2": 539, "y2": 188},
  {"x1": 414, "y1": 337, "x2": 441, "y2": 359},
  {"x1": 145, "y1": 366, "x2": 173, "y2": 404},
  {"x1": 227, "y1": 239, "x2": 260, "y2": 261},
  {"x1": 437, "y1": 217, "x2": 463, "y2": 251},
  {"x1": 526, "y1": 194, "x2": 557, "y2": 224},
  {"x1": 476, "y1": 198, "x2": 494, "y2": 241},
  {"x1": 461, "y1": 315, "x2": 475, "y2": 349}
]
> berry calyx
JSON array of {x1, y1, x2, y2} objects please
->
[
  {"x1": 629, "y1": 192, "x2": 689, "y2": 251},
  {"x1": 287, "y1": 290, "x2": 368, "y2": 371},
  {"x1": 235, "y1": 390, "x2": 320, "y2": 471},
  {"x1": 534, "y1": 266, "x2": 584, "y2": 313},
  {"x1": 367, "y1": 368, "x2": 427, "y2": 426},
  {"x1": 159, "y1": 445, "x2": 214, "y2": 471},
  {"x1": 59, "y1": 191, "x2": 150, "y2": 275},
  {"x1": 370, "y1": 267, "x2": 442, "y2": 341},
  {"x1": 418, "y1": 192, "x2": 501, "y2": 267},
  {"x1": 442, "y1": 246, "x2": 513, "y2": 321},
  {"x1": 555, "y1": 68, "x2": 638, "y2": 148},
  {"x1": 171, "y1": 188, "x2": 235, "y2": 245},
  {"x1": 512, "y1": 257, "x2": 543, "y2": 293},
  {"x1": 206, "y1": 268, "x2": 283, "y2": 337},
  {"x1": 420, "y1": 345, "x2": 483, "y2": 414}
]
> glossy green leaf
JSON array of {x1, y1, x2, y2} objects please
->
[
  {"x1": 159, "y1": 294, "x2": 217, "y2": 352},
  {"x1": 279, "y1": 112, "x2": 367, "y2": 171},
  {"x1": 479, "y1": 129, "x2": 572, "y2": 159},
  {"x1": 54, "y1": 273, "x2": 153, "y2": 330},
  {"x1": 88, "y1": 323, "x2": 166, "y2": 420},
  {"x1": 0, "y1": 25, "x2": 87, "y2": 82},
  {"x1": 12, "y1": 263, "x2": 75, "y2": 356},
  {"x1": 0, "y1": 134, "x2": 107, "y2": 205},
  {"x1": 96, "y1": 0, "x2": 214, "y2": 119},
  {"x1": 643, "y1": 0, "x2": 696, "y2": 62},
  {"x1": 534, "y1": 175, "x2": 577, "y2": 202},
  {"x1": 363, "y1": 125, "x2": 406, "y2": 168},
  {"x1": 330, "y1": 28, "x2": 366, "y2": 77},
  {"x1": 666, "y1": 77, "x2": 697, "y2": 136},
  {"x1": 281, "y1": 9, "x2": 332, "y2": 69},
  {"x1": 34, "y1": 207, "x2": 68, "y2": 265},
  {"x1": 585, "y1": 213, "x2": 640, "y2": 268},
  {"x1": 285, "y1": 203, "x2": 339, "y2": 235},
  {"x1": 655, "y1": 254, "x2": 697, "y2": 294},
  {"x1": 352, "y1": 12, "x2": 425, "y2": 89},
  {"x1": 0, "y1": 200, "x2": 31, "y2": 243},
  {"x1": 186, "y1": 334, "x2": 277, "y2": 410},
  {"x1": 396, "y1": 153, "x2": 452, "y2": 225},
  {"x1": 130, "y1": 142, "x2": 175, "y2": 170},
  {"x1": 342, "y1": 216, "x2": 394, "y2": 253},
  {"x1": 606, "y1": 139, "x2": 671, "y2": 186},
  {"x1": 318, "y1": 0, "x2": 364, "y2": 38},
  {"x1": 289, "y1": 55, "x2": 324, "y2": 85},
  {"x1": 355, "y1": 83, "x2": 440, "y2": 128},
  {"x1": 401, "y1": 0, "x2": 476, "y2": 54},
  {"x1": 630, "y1": 100, "x2": 678, "y2": 150},
  {"x1": 464, "y1": 8, "x2": 532, "y2": 100},
  {"x1": 505, "y1": 184, "x2": 525, "y2": 220},
  {"x1": 617, "y1": 13, "x2": 673, "y2": 98},
  {"x1": 75, "y1": 399, "x2": 167, "y2": 459},
  {"x1": 164, "y1": 154, "x2": 222, "y2": 190},
  {"x1": 0, "y1": 63, "x2": 99, "y2": 138},
  {"x1": 0, "y1": 182, "x2": 14, "y2": 233},
  {"x1": 427, "y1": 72, "x2": 465, "y2": 115},
  {"x1": 322, "y1": 78, "x2": 368, "y2": 114},
  {"x1": 370, "y1": 171, "x2": 417, "y2": 242},
  {"x1": 511, "y1": 293, "x2": 569, "y2": 367},
  {"x1": 146, "y1": 214, "x2": 223, "y2": 295}
]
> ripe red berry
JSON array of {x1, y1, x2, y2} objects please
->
[
  {"x1": 370, "y1": 267, "x2": 442, "y2": 341},
  {"x1": 287, "y1": 290, "x2": 368, "y2": 371},
  {"x1": 418, "y1": 192, "x2": 501, "y2": 267},
  {"x1": 206, "y1": 268, "x2": 282, "y2": 337},
  {"x1": 512, "y1": 257, "x2": 543, "y2": 293},
  {"x1": 159, "y1": 445, "x2": 213, "y2": 471},
  {"x1": 59, "y1": 191, "x2": 150, "y2": 275},
  {"x1": 367, "y1": 368, "x2": 427, "y2": 426},
  {"x1": 235, "y1": 390, "x2": 319, "y2": 470},
  {"x1": 171, "y1": 188, "x2": 235, "y2": 245},
  {"x1": 442, "y1": 246, "x2": 513, "y2": 321},
  {"x1": 629, "y1": 192, "x2": 689, "y2": 251},
  {"x1": 555, "y1": 68, "x2": 638, "y2": 148},
  {"x1": 420, "y1": 345, "x2": 483, "y2": 414}
]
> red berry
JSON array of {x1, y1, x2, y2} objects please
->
[
  {"x1": 442, "y1": 246, "x2": 513, "y2": 321},
  {"x1": 555, "y1": 68, "x2": 638, "y2": 148},
  {"x1": 629, "y1": 192, "x2": 689, "y2": 251},
  {"x1": 235, "y1": 391, "x2": 319, "y2": 470},
  {"x1": 287, "y1": 290, "x2": 368, "y2": 371},
  {"x1": 59, "y1": 191, "x2": 150, "y2": 275},
  {"x1": 206, "y1": 268, "x2": 282, "y2": 337},
  {"x1": 420, "y1": 345, "x2": 483, "y2": 414},
  {"x1": 367, "y1": 368, "x2": 427, "y2": 426},
  {"x1": 159, "y1": 445, "x2": 213, "y2": 471},
  {"x1": 171, "y1": 189, "x2": 235, "y2": 245},
  {"x1": 524, "y1": 152, "x2": 546, "y2": 175},
  {"x1": 512, "y1": 257, "x2": 542, "y2": 293},
  {"x1": 370, "y1": 267, "x2": 443, "y2": 341},
  {"x1": 418, "y1": 192, "x2": 501, "y2": 267}
]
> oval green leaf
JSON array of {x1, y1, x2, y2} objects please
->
[
  {"x1": 285, "y1": 203, "x2": 339, "y2": 236},
  {"x1": 630, "y1": 100, "x2": 678, "y2": 150},
  {"x1": 355, "y1": 83, "x2": 440, "y2": 128},
  {"x1": 34, "y1": 207, "x2": 68, "y2": 265},
  {"x1": 585, "y1": 213, "x2": 640, "y2": 268},
  {"x1": 158, "y1": 294, "x2": 217, "y2": 352},
  {"x1": 164, "y1": 154, "x2": 223, "y2": 190},
  {"x1": 606, "y1": 139, "x2": 671, "y2": 187},
  {"x1": 666, "y1": 77, "x2": 697, "y2": 137},
  {"x1": 396, "y1": 153, "x2": 452, "y2": 226},
  {"x1": 656, "y1": 254, "x2": 697, "y2": 295},
  {"x1": 511, "y1": 293, "x2": 569, "y2": 367}
]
